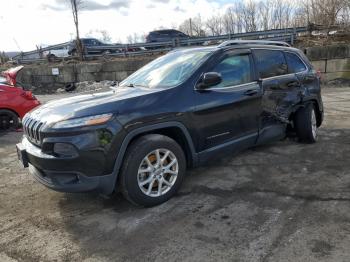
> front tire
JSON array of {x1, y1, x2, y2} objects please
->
[
  {"x1": 119, "y1": 134, "x2": 186, "y2": 207},
  {"x1": 294, "y1": 104, "x2": 318, "y2": 143}
]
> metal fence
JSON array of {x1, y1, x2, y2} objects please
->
[{"x1": 13, "y1": 26, "x2": 308, "y2": 63}]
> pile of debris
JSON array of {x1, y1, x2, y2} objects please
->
[{"x1": 56, "y1": 80, "x2": 117, "y2": 94}]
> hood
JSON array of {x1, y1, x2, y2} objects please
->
[
  {"x1": 1, "y1": 65, "x2": 24, "y2": 86},
  {"x1": 27, "y1": 86, "x2": 161, "y2": 126}
]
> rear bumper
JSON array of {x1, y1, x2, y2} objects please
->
[{"x1": 17, "y1": 136, "x2": 117, "y2": 195}]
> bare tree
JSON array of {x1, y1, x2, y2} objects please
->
[
  {"x1": 100, "y1": 30, "x2": 112, "y2": 43},
  {"x1": 233, "y1": 3, "x2": 245, "y2": 33},
  {"x1": 0, "y1": 52, "x2": 9, "y2": 64},
  {"x1": 192, "y1": 15, "x2": 206, "y2": 36},
  {"x1": 258, "y1": 1, "x2": 271, "y2": 31},
  {"x1": 126, "y1": 33, "x2": 146, "y2": 44},
  {"x1": 206, "y1": 15, "x2": 224, "y2": 36},
  {"x1": 86, "y1": 29, "x2": 112, "y2": 43},
  {"x1": 68, "y1": 0, "x2": 84, "y2": 60},
  {"x1": 179, "y1": 15, "x2": 205, "y2": 36},
  {"x1": 241, "y1": 0, "x2": 258, "y2": 32},
  {"x1": 178, "y1": 18, "x2": 193, "y2": 36},
  {"x1": 223, "y1": 7, "x2": 236, "y2": 34},
  {"x1": 176, "y1": 0, "x2": 350, "y2": 37},
  {"x1": 301, "y1": 0, "x2": 348, "y2": 33}
]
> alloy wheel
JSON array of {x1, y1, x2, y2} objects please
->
[
  {"x1": 137, "y1": 148, "x2": 179, "y2": 197},
  {"x1": 311, "y1": 108, "x2": 317, "y2": 139}
]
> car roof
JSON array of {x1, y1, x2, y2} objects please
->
[
  {"x1": 80, "y1": 38, "x2": 99, "y2": 41},
  {"x1": 218, "y1": 40, "x2": 291, "y2": 47},
  {"x1": 151, "y1": 29, "x2": 183, "y2": 33},
  {"x1": 222, "y1": 44, "x2": 300, "y2": 52},
  {"x1": 172, "y1": 43, "x2": 301, "y2": 55}
]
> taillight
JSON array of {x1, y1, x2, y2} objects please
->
[
  {"x1": 21, "y1": 91, "x2": 36, "y2": 100},
  {"x1": 6, "y1": 75, "x2": 16, "y2": 86}
]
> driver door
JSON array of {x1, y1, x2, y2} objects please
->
[{"x1": 192, "y1": 50, "x2": 262, "y2": 153}]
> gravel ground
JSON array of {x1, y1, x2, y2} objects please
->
[{"x1": 0, "y1": 87, "x2": 350, "y2": 262}]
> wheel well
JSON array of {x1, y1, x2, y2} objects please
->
[
  {"x1": 289, "y1": 100, "x2": 322, "y2": 127},
  {"x1": 127, "y1": 127, "x2": 194, "y2": 167},
  {"x1": 0, "y1": 108, "x2": 19, "y2": 118}
]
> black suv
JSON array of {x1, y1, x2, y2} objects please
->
[
  {"x1": 17, "y1": 41, "x2": 323, "y2": 206},
  {"x1": 68, "y1": 38, "x2": 116, "y2": 56},
  {"x1": 146, "y1": 29, "x2": 189, "y2": 43}
]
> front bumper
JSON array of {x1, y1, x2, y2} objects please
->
[
  {"x1": 17, "y1": 136, "x2": 117, "y2": 195},
  {"x1": 28, "y1": 164, "x2": 115, "y2": 194}
]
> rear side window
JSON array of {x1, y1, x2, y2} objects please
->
[
  {"x1": 285, "y1": 52, "x2": 307, "y2": 73},
  {"x1": 254, "y1": 50, "x2": 288, "y2": 78},
  {"x1": 210, "y1": 54, "x2": 252, "y2": 88}
]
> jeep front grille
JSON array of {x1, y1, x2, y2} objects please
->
[{"x1": 23, "y1": 117, "x2": 44, "y2": 146}]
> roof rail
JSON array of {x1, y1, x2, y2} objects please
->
[{"x1": 218, "y1": 40, "x2": 291, "y2": 48}]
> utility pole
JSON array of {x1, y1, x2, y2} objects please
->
[
  {"x1": 189, "y1": 18, "x2": 193, "y2": 36},
  {"x1": 68, "y1": 0, "x2": 84, "y2": 60}
]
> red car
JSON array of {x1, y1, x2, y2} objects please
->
[{"x1": 0, "y1": 66, "x2": 40, "y2": 130}]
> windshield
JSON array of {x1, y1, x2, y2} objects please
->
[{"x1": 120, "y1": 50, "x2": 212, "y2": 88}]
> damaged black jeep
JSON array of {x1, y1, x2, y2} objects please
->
[{"x1": 17, "y1": 41, "x2": 323, "y2": 206}]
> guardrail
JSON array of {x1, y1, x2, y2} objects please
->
[{"x1": 13, "y1": 26, "x2": 307, "y2": 63}]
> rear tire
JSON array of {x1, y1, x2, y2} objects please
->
[
  {"x1": 119, "y1": 134, "x2": 186, "y2": 207},
  {"x1": 0, "y1": 109, "x2": 19, "y2": 131},
  {"x1": 294, "y1": 104, "x2": 318, "y2": 143}
]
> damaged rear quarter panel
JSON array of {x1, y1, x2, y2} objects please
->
[
  {"x1": 255, "y1": 49, "x2": 322, "y2": 132},
  {"x1": 261, "y1": 74, "x2": 305, "y2": 127}
]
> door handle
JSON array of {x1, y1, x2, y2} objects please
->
[{"x1": 244, "y1": 89, "x2": 258, "y2": 96}]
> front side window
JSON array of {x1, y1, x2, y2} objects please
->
[
  {"x1": 120, "y1": 50, "x2": 212, "y2": 88},
  {"x1": 210, "y1": 54, "x2": 252, "y2": 88},
  {"x1": 254, "y1": 50, "x2": 288, "y2": 78},
  {"x1": 285, "y1": 52, "x2": 307, "y2": 73}
]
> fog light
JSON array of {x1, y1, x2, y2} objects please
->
[{"x1": 53, "y1": 143, "x2": 78, "y2": 158}]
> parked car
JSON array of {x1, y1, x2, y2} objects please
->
[
  {"x1": 68, "y1": 38, "x2": 118, "y2": 56},
  {"x1": 43, "y1": 45, "x2": 69, "y2": 60},
  {"x1": 0, "y1": 66, "x2": 40, "y2": 130},
  {"x1": 17, "y1": 41, "x2": 323, "y2": 206},
  {"x1": 146, "y1": 29, "x2": 189, "y2": 43}
]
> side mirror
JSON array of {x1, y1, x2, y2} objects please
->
[{"x1": 197, "y1": 72, "x2": 222, "y2": 89}]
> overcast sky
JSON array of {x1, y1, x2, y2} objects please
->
[{"x1": 0, "y1": 0, "x2": 232, "y2": 52}]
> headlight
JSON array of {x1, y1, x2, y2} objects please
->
[{"x1": 52, "y1": 113, "x2": 113, "y2": 129}]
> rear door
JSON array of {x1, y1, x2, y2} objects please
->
[
  {"x1": 284, "y1": 51, "x2": 317, "y2": 89},
  {"x1": 193, "y1": 49, "x2": 262, "y2": 152},
  {"x1": 252, "y1": 49, "x2": 302, "y2": 142}
]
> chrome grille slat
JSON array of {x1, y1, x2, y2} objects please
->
[
  {"x1": 26, "y1": 119, "x2": 33, "y2": 138},
  {"x1": 33, "y1": 121, "x2": 40, "y2": 141},
  {"x1": 36, "y1": 123, "x2": 43, "y2": 142},
  {"x1": 29, "y1": 120, "x2": 36, "y2": 139},
  {"x1": 23, "y1": 116, "x2": 44, "y2": 147}
]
